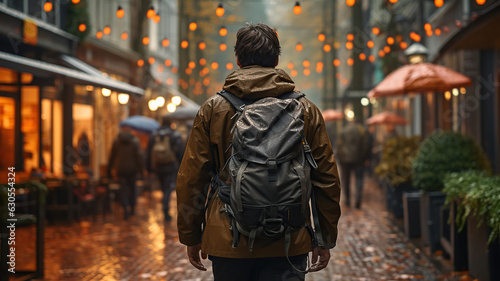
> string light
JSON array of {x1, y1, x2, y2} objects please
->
[
  {"x1": 181, "y1": 40, "x2": 189, "y2": 48},
  {"x1": 78, "y1": 23, "x2": 86, "y2": 32},
  {"x1": 219, "y1": 26, "x2": 228, "y2": 36},
  {"x1": 148, "y1": 57, "x2": 155, "y2": 64},
  {"x1": 164, "y1": 59, "x2": 172, "y2": 67},
  {"x1": 44, "y1": 1, "x2": 53, "y2": 12},
  {"x1": 359, "y1": 53, "x2": 366, "y2": 60},
  {"x1": 137, "y1": 59, "x2": 144, "y2": 67},
  {"x1": 72, "y1": 0, "x2": 80, "y2": 4},
  {"x1": 303, "y1": 60, "x2": 310, "y2": 68},
  {"x1": 400, "y1": 42, "x2": 408, "y2": 49},
  {"x1": 121, "y1": 32, "x2": 128, "y2": 40},
  {"x1": 296, "y1": 42, "x2": 303, "y2": 51},
  {"x1": 211, "y1": 62, "x2": 219, "y2": 70},
  {"x1": 368, "y1": 55, "x2": 376, "y2": 62},
  {"x1": 293, "y1": 2, "x2": 302, "y2": 15},
  {"x1": 435, "y1": 28, "x2": 442, "y2": 36},
  {"x1": 198, "y1": 42, "x2": 206, "y2": 50},
  {"x1": 386, "y1": 37, "x2": 394, "y2": 45},
  {"x1": 189, "y1": 22, "x2": 198, "y2": 31},
  {"x1": 318, "y1": 33, "x2": 326, "y2": 42},
  {"x1": 476, "y1": 0, "x2": 486, "y2": 5},
  {"x1": 162, "y1": 38, "x2": 170, "y2": 47},
  {"x1": 226, "y1": 63, "x2": 234, "y2": 70},
  {"x1": 153, "y1": 13, "x2": 161, "y2": 23},
  {"x1": 333, "y1": 59, "x2": 341, "y2": 67},
  {"x1": 389, "y1": 0, "x2": 398, "y2": 3},
  {"x1": 323, "y1": 44, "x2": 331, "y2": 52},
  {"x1": 347, "y1": 58, "x2": 354, "y2": 66},
  {"x1": 434, "y1": 0, "x2": 443, "y2": 7},
  {"x1": 372, "y1": 27, "x2": 380, "y2": 35},
  {"x1": 346, "y1": 34, "x2": 354, "y2": 41},
  {"x1": 220, "y1": 43, "x2": 227, "y2": 51},
  {"x1": 367, "y1": 40, "x2": 375, "y2": 48},
  {"x1": 116, "y1": 6, "x2": 124, "y2": 18},
  {"x1": 346, "y1": 0, "x2": 355, "y2": 7},
  {"x1": 103, "y1": 25, "x2": 111, "y2": 35},
  {"x1": 147, "y1": 6, "x2": 155, "y2": 19},
  {"x1": 142, "y1": 36, "x2": 150, "y2": 45},
  {"x1": 216, "y1": 3, "x2": 224, "y2": 17},
  {"x1": 383, "y1": 46, "x2": 391, "y2": 53},
  {"x1": 96, "y1": 31, "x2": 103, "y2": 39},
  {"x1": 345, "y1": 41, "x2": 353, "y2": 50},
  {"x1": 287, "y1": 62, "x2": 294, "y2": 69}
]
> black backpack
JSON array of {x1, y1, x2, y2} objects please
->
[{"x1": 209, "y1": 90, "x2": 324, "y2": 272}]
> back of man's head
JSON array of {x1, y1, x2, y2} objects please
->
[{"x1": 234, "y1": 23, "x2": 281, "y2": 68}]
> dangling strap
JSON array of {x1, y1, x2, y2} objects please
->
[
  {"x1": 310, "y1": 190, "x2": 325, "y2": 248},
  {"x1": 285, "y1": 227, "x2": 310, "y2": 273}
]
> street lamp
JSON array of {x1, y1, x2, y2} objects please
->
[{"x1": 404, "y1": 43, "x2": 428, "y2": 64}]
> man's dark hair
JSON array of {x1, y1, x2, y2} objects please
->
[{"x1": 234, "y1": 23, "x2": 281, "y2": 67}]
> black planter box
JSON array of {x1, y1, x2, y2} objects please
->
[
  {"x1": 385, "y1": 181, "x2": 415, "y2": 219},
  {"x1": 420, "y1": 191, "x2": 446, "y2": 252},
  {"x1": 467, "y1": 214, "x2": 500, "y2": 281},
  {"x1": 440, "y1": 201, "x2": 468, "y2": 271},
  {"x1": 403, "y1": 191, "x2": 421, "y2": 238}
]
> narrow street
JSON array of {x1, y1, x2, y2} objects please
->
[{"x1": 12, "y1": 176, "x2": 468, "y2": 281}]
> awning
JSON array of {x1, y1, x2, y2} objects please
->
[
  {"x1": 437, "y1": 2, "x2": 500, "y2": 59},
  {"x1": 0, "y1": 51, "x2": 144, "y2": 96}
]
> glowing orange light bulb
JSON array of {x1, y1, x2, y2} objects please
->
[
  {"x1": 293, "y1": 2, "x2": 302, "y2": 15},
  {"x1": 386, "y1": 37, "x2": 394, "y2": 45},
  {"x1": 142, "y1": 36, "x2": 150, "y2": 45},
  {"x1": 367, "y1": 40, "x2": 375, "y2": 48},
  {"x1": 296, "y1": 43, "x2": 303, "y2": 52},
  {"x1": 346, "y1": 0, "x2": 355, "y2": 7},
  {"x1": 121, "y1": 32, "x2": 128, "y2": 40},
  {"x1": 103, "y1": 26, "x2": 111, "y2": 35},
  {"x1": 78, "y1": 23, "x2": 86, "y2": 32},
  {"x1": 44, "y1": 1, "x2": 53, "y2": 12},
  {"x1": 372, "y1": 27, "x2": 380, "y2": 35},
  {"x1": 219, "y1": 27, "x2": 228, "y2": 36},
  {"x1": 116, "y1": 6, "x2": 125, "y2": 18},
  {"x1": 137, "y1": 59, "x2": 144, "y2": 67},
  {"x1": 347, "y1": 34, "x2": 354, "y2": 41},
  {"x1": 216, "y1": 3, "x2": 224, "y2": 17},
  {"x1": 323, "y1": 44, "x2": 331, "y2": 52},
  {"x1": 181, "y1": 40, "x2": 189, "y2": 49},
  {"x1": 476, "y1": 0, "x2": 486, "y2": 5},
  {"x1": 198, "y1": 42, "x2": 206, "y2": 50},
  {"x1": 318, "y1": 33, "x2": 326, "y2": 42},
  {"x1": 162, "y1": 38, "x2": 170, "y2": 47},
  {"x1": 435, "y1": 0, "x2": 443, "y2": 7},
  {"x1": 72, "y1": 0, "x2": 80, "y2": 4},
  {"x1": 220, "y1": 43, "x2": 227, "y2": 51},
  {"x1": 147, "y1": 6, "x2": 155, "y2": 19},
  {"x1": 189, "y1": 22, "x2": 197, "y2": 31},
  {"x1": 153, "y1": 14, "x2": 161, "y2": 23}
]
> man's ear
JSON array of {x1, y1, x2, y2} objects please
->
[
  {"x1": 237, "y1": 57, "x2": 242, "y2": 68},
  {"x1": 274, "y1": 58, "x2": 279, "y2": 67}
]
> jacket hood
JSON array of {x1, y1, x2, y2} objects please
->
[
  {"x1": 117, "y1": 131, "x2": 136, "y2": 143},
  {"x1": 222, "y1": 66, "x2": 295, "y2": 99}
]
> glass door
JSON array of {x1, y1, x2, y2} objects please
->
[{"x1": 0, "y1": 97, "x2": 15, "y2": 183}]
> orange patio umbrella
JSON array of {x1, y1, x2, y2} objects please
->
[
  {"x1": 366, "y1": 111, "x2": 408, "y2": 125},
  {"x1": 322, "y1": 109, "x2": 344, "y2": 122},
  {"x1": 367, "y1": 63, "x2": 472, "y2": 98}
]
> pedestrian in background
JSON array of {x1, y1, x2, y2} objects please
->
[
  {"x1": 107, "y1": 126, "x2": 144, "y2": 220},
  {"x1": 176, "y1": 23, "x2": 341, "y2": 281},
  {"x1": 336, "y1": 119, "x2": 371, "y2": 209},
  {"x1": 146, "y1": 116, "x2": 184, "y2": 221}
]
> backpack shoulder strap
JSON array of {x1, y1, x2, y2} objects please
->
[
  {"x1": 277, "y1": 91, "x2": 305, "y2": 100},
  {"x1": 218, "y1": 90, "x2": 305, "y2": 111},
  {"x1": 218, "y1": 90, "x2": 247, "y2": 112}
]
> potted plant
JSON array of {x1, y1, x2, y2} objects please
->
[
  {"x1": 411, "y1": 131, "x2": 490, "y2": 253},
  {"x1": 443, "y1": 171, "x2": 500, "y2": 280},
  {"x1": 375, "y1": 136, "x2": 420, "y2": 219}
]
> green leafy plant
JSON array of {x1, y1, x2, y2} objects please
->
[
  {"x1": 444, "y1": 171, "x2": 500, "y2": 244},
  {"x1": 375, "y1": 136, "x2": 421, "y2": 186},
  {"x1": 411, "y1": 131, "x2": 491, "y2": 192}
]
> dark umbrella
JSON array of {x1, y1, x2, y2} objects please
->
[
  {"x1": 163, "y1": 106, "x2": 199, "y2": 121},
  {"x1": 119, "y1": 115, "x2": 160, "y2": 134}
]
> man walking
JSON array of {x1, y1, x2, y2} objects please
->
[
  {"x1": 336, "y1": 119, "x2": 371, "y2": 209},
  {"x1": 176, "y1": 23, "x2": 341, "y2": 280},
  {"x1": 146, "y1": 116, "x2": 184, "y2": 221},
  {"x1": 107, "y1": 126, "x2": 144, "y2": 220}
]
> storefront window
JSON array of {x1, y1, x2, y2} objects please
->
[
  {"x1": 0, "y1": 97, "x2": 15, "y2": 183},
  {"x1": 21, "y1": 86, "x2": 40, "y2": 174},
  {"x1": 41, "y1": 98, "x2": 63, "y2": 177},
  {"x1": 73, "y1": 103, "x2": 94, "y2": 178},
  {"x1": 0, "y1": 67, "x2": 19, "y2": 93}
]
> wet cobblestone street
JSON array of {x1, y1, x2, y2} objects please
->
[{"x1": 12, "y1": 176, "x2": 472, "y2": 281}]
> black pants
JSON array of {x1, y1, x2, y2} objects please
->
[
  {"x1": 118, "y1": 173, "x2": 137, "y2": 219},
  {"x1": 210, "y1": 254, "x2": 307, "y2": 281},
  {"x1": 339, "y1": 163, "x2": 364, "y2": 208}
]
